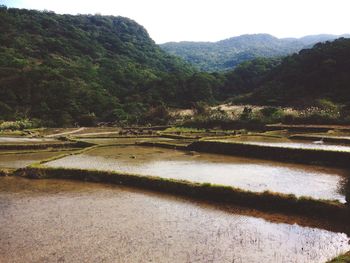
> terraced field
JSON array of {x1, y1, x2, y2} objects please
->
[
  {"x1": 0, "y1": 177, "x2": 349, "y2": 263},
  {"x1": 1, "y1": 126, "x2": 349, "y2": 262}
]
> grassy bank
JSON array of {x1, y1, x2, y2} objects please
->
[
  {"x1": 17, "y1": 166, "x2": 349, "y2": 222},
  {"x1": 159, "y1": 133, "x2": 199, "y2": 140},
  {"x1": 188, "y1": 140, "x2": 350, "y2": 168},
  {"x1": 137, "y1": 141, "x2": 189, "y2": 150},
  {"x1": 328, "y1": 251, "x2": 350, "y2": 263},
  {"x1": 74, "y1": 135, "x2": 159, "y2": 139}
]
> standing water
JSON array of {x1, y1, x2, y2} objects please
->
[
  {"x1": 0, "y1": 177, "x2": 349, "y2": 263},
  {"x1": 44, "y1": 146, "x2": 349, "y2": 203}
]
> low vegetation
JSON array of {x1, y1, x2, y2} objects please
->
[
  {"x1": 181, "y1": 102, "x2": 348, "y2": 130},
  {"x1": 328, "y1": 251, "x2": 350, "y2": 263},
  {"x1": 0, "y1": 119, "x2": 40, "y2": 131}
]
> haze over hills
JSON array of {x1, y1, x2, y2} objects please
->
[{"x1": 160, "y1": 33, "x2": 350, "y2": 71}]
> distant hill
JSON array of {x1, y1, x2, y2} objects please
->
[
  {"x1": 1, "y1": 6, "x2": 350, "y2": 127},
  {"x1": 160, "y1": 34, "x2": 350, "y2": 71},
  {"x1": 0, "y1": 6, "x2": 194, "y2": 126},
  {"x1": 235, "y1": 38, "x2": 350, "y2": 107}
]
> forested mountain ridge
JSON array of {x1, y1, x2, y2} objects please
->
[
  {"x1": 1, "y1": 6, "x2": 350, "y2": 127},
  {"x1": 236, "y1": 38, "x2": 350, "y2": 107},
  {"x1": 0, "y1": 6, "x2": 196, "y2": 126},
  {"x1": 160, "y1": 33, "x2": 350, "y2": 71}
]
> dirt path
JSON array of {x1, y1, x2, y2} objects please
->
[{"x1": 46, "y1": 127, "x2": 86, "y2": 138}]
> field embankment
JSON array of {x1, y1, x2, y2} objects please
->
[
  {"x1": 17, "y1": 166, "x2": 349, "y2": 222},
  {"x1": 188, "y1": 140, "x2": 350, "y2": 168}
]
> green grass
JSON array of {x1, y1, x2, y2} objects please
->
[
  {"x1": 163, "y1": 127, "x2": 207, "y2": 133},
  {"x1": 328, "y1": 251, "x2": 350, "y2": 263},
  {"x1": 159, "y1": 133, "x2": 198, "y2": 139},
  {"x1": 0, "y1": 130, "x2": 27, "y2": 136}
]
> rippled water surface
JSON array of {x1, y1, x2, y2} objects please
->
[
  {"x1": 44, "y1": 146, "x2": 348, "y2": 202},
  {"x1": 0, "y1": 177, "x2": 349, "y2": 263}
]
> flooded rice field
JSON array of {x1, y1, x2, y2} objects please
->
[
  {"x1": 0, "y1": 150, "x2": 74, "y2": 169},
  {"x1": 0, "y1": 177, "x2": 349, "y2": 263},
  {"x1": 219, "y1": 136, "x2": 350, "y2": 152},
  {"x1": 0, "y1": 136, "x2": 56, "y2": 144},
  {"x1": 44, "y1": 146, "x2": 348, "y2": 202},
  {"x1": 239, "y1": 141, "x2": 350, "y2": 152}
]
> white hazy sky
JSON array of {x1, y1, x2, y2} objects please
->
[{"x1": 2, "y1": 0, "x2": 350, "y2": 43}]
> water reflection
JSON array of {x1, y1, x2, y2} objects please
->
[
  {"x1": 45, "y1": 146, "x2": 348, "y2": 202},
  {"x1": 219, "y1": 138, "x2": 350, "y2": 152},
  {"x1": 0, "y1": 177, "x2": 349, "y2": 263},
  {"x1": 0, "y1": 137, "x2": 55, "y2": 144}
]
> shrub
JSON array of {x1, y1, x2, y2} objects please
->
[
  {"x1": 0, "y1": 119, "x2": 40, "y2": 130},
  {"x1": 77, "y1": 113, "x2": 97, "y2": 127},
  {"x1": 260, "y1": 107, "x2": 279, "y2": 117},
  {"x1": 183, "y1": 107, "x2": 264, "y2": 130},
  {"x1": 239, "y1": 107, "x2": 253, "y2": 121},
  {"x1": 143, "y1": 104, "x2": 171, "y2": 125},
  {"x1": 192, "y1": 101, "x2": 209, "y2": 115}
]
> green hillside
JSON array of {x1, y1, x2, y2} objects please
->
[
  {"x1": 161, "y1": 34, "x2": 350, "y2": 72},
  {"x1": 1, "y1": 6, "x2": 350, "y2": 127},
  {"x1": 0, "y1": 6, "x2": 195, "y2": 126},
  {"x1": 242, "y1": 38, "x2": 350, "y2": 107}
]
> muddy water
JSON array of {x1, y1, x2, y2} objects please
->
[
  {"x1": 0, "y1": 177, "x2": 349, "y2": 263},
  {"x1": 0, "y1": 151, "x2": 73, "y2": 169},
  {"x1": 220, "y1": 136, "x2": 350, "y2": 152},
  {"x1": 44, "y1": 146, "x2": 348, "y2": 203}
]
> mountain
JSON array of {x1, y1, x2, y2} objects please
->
[
  {"x1": 298, "y1": 34, "x2": 350, "y2": 45},
  {"x1": 1, "y1": 6, "x2": 349, "y2": 127},
  {"x1": 235, "y1": 38, "x2": 350, "y2": 107},
  {"x1": 160, "y1": 33, "x2": 350, "y2": 72},
  {"x1": 0, "y1": 6, "x2": 194, "y2": 126}
]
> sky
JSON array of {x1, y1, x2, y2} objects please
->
[{"x1": 2, "y1": 0, "x2": 350, "y2": 44}]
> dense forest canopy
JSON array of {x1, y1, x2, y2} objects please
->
[
  {"x1": 160, "y1": 34, "x2": 350, "y2": 72},
  {"x1": 0, "y1": 6, "x2": 203, "y2": 126},
  {"x1": 241, "y1": 38, "x2": 350, "y2": 107}
]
